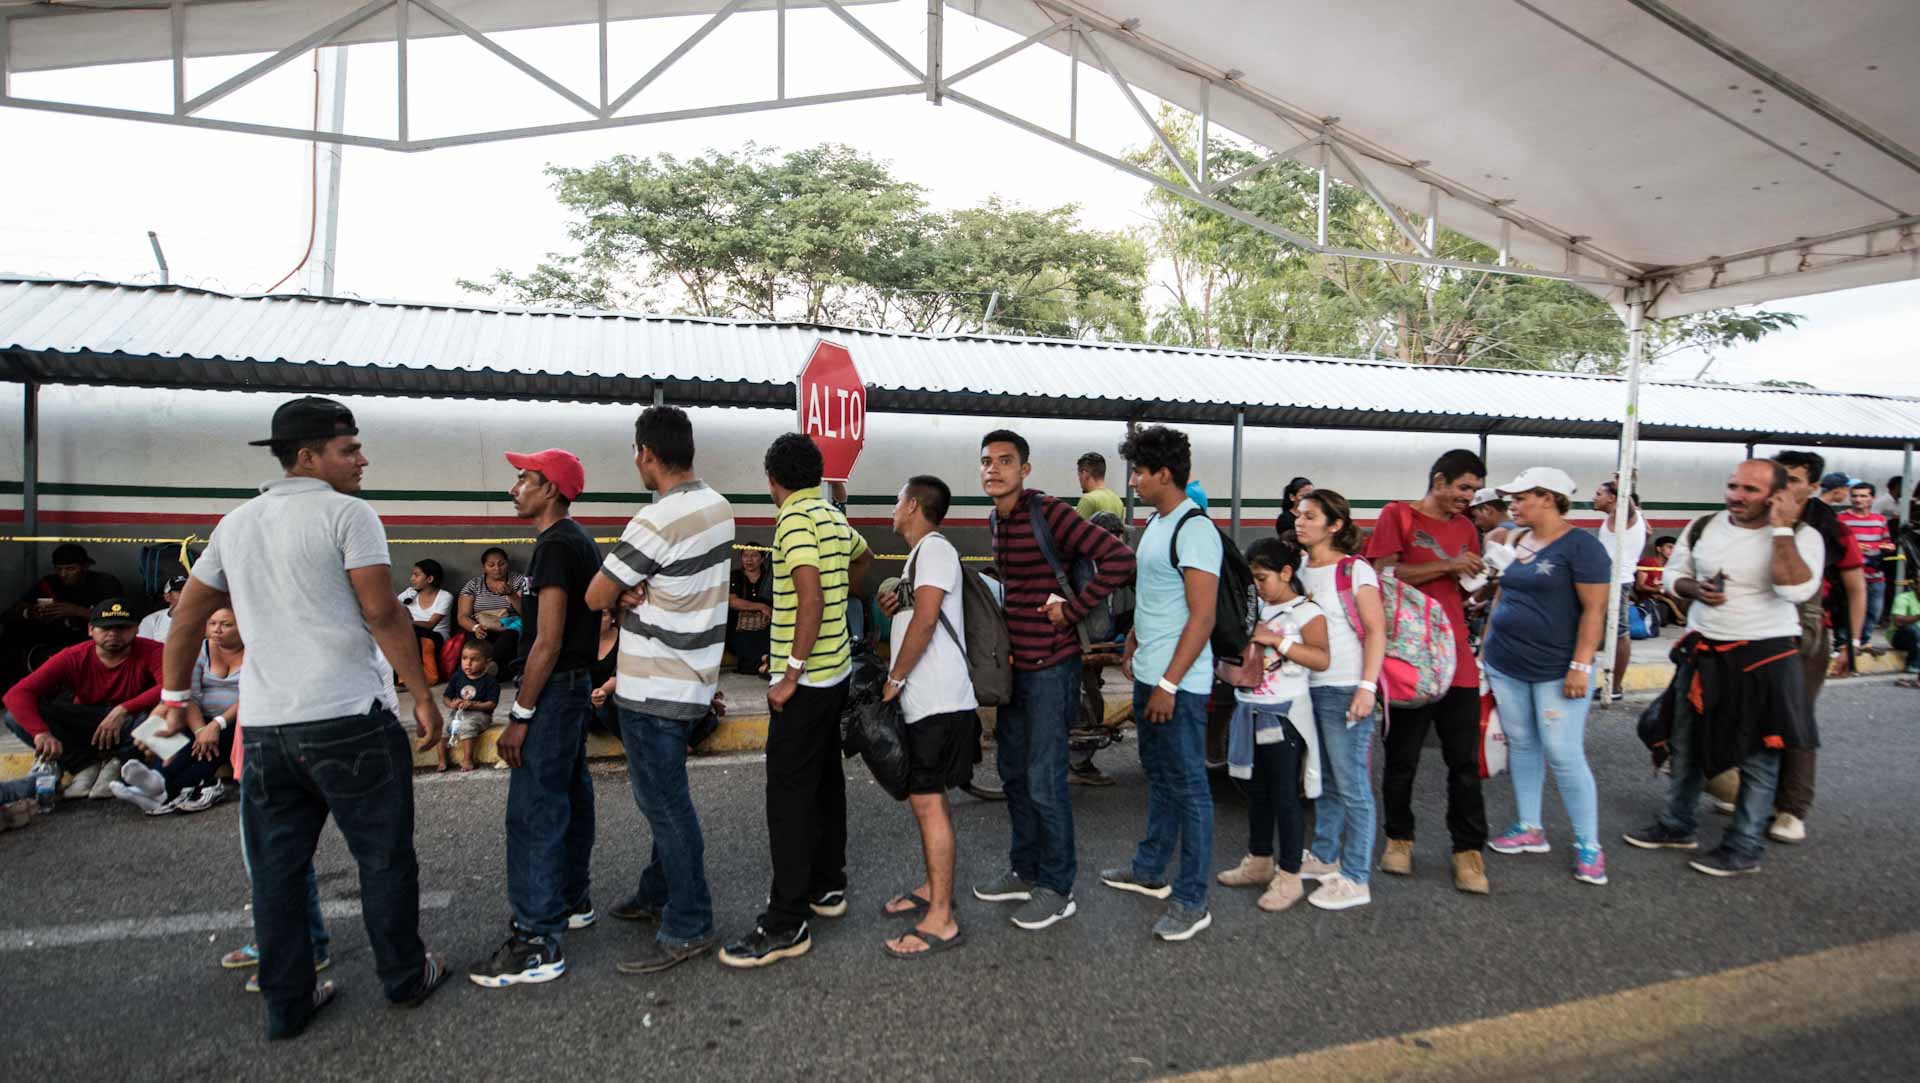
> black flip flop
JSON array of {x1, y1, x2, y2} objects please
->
[
  {"x1": 391, "y1": 952, "x2": 449, "y2": 1010},
  {"x1": 883, "y1": 926, "x2": 965, "y2": 959},
  {"x1": 880, "y1": 892, "x2": 931, "y2": 919}
]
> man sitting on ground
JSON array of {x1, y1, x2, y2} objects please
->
[
  {"x1": 8, "y1": 544, "x2": 126, "y2": 672},
  {"x1": 139, "y1": 576, "x2": 189, "y2": 643},
  {"x1": 2, "y1": 599, "x2": 162, "y2": 799}
]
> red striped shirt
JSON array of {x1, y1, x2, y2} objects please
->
[{"x1": 990, "y1": 490, "x2": 1137, "y2": 671}]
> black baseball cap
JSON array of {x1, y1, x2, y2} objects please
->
[
  {"x1": 248, "y1": 396, "x2": 359, "y2": 447},
  {"x1": 89, "y1": 598, "x2": 138, "y2": 628},
  {"x1": 165, "y1": 575, "x2": 189, "y2": 593},
  {"x1": 49, "y1": 543, "x2": 93, "y2": 566}
]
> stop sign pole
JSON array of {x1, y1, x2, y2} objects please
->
[{"x1": 796, "y1": 339, "x2": 868, "y2": 483}]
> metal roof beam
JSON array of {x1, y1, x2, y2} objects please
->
[
  {"x1": 1077, "y1": 24, "x2": 1197, "y2": 191},
  {"x1": 605, "y1": 0, "x2": 748, "y2": 116},
  {"x1": 179, "y1": 0, "x2": 395, "y2": 116},
  {"x1": 409, "y1": 0, "x2": 599, "y2": 118}
]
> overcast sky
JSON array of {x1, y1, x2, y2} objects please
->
[{"x1": 2, "y1": 4, "x2": 1915, "y2": 395}]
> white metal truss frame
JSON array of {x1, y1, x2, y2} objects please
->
[{"x1": 2, "y1": 0, "x2": 1914, "y2": 297}]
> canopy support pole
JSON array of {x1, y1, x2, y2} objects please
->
[
  {"x1": 1601, "y1": 285, "x2": 1648, "y2": 702},
  {"x1": 1477, "y1": 430, "x2": 1489, "y2": 473},
  {"x1": 22, "y1": 380, "x2": 37, "y2": 542},
  {"x1": 1123, "y1": 416, "x2": 1138, "y2": 525},
  {"x1": 1230, "y1": 407, "x2": 1244, "y2": 541}
]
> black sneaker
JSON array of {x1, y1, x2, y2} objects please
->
[
  {"x1": 808, "y1": 890, "x2": 848, "y2": 918},
  {"x1": 616, "y1": 934, "x2": 720, "y2": 975},
  {"x1": 609, "y1": 895, "x2": 660, "y2": 923},
  {"x1": 717, "y1": 924, "x2": 812, "y2": 969},
  {"x1": 468, "y1": 932, "x2": 567, "y2": 987},
  {"x1": 1688, "y1": 845, "x2": 1762, "y2": 877},
  {"x1": 1621, "y1": 821, "x2": 1699, "y2": 850}
]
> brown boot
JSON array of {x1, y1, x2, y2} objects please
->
[
  {"x1": 1452, "y1": 850, "x2": 1491, "y2": 894},
  {"x1": 1257, "y1": 870, "x2": 1304, "y2": 912},
  {"x1": 1380, "y1": 838, "x2": 1415, "y2": 876},
  {"x1": 1216, "y1": 854, "x2": 1275, "y2": 887}
]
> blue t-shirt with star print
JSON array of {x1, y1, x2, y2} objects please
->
[{"x1": 1485, "y1": 528, "x2": 1613, "y2": 683}]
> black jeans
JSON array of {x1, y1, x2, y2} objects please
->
[
  {"x1": 759, "y1": 681, "x2": 849, "y2": 935},
  {"x1": 241, "y1": 706, "x2": 429, "y2": 1036},
  {"x1": 1381, "y1": 685, "x2": 1488, "y2": 853},
  {"x1": 1246, "y1": 724, "x2": 1307, "y2": 873},
  {"x1": 2, "y1": 698, "x2": 130, "y2": 773}
]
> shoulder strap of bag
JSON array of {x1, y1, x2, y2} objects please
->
[
  {"x1": 908, "y1": 537, "x2": 968, "y2": 657},
  {"x1": 1169, "y1": 506, "x2": 1209, "y2": 569},
  {"x1": 1333, "y1": 556, "x2": 1367, "y2": 642}
]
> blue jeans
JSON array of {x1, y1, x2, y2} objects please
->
[
  {"x1": 239, "y1": 801, "x2": 331, "y2": 960},
  {"x1": 1864, "y1": 579, "x2": 1887, "y2": 640},
  {"x1": 1483, "y1": 661, "x2": 1599, "y2": 846},
  {"x1": 241, "y1": 707, "x2": 428, "y2": 1035},
  {"x1": 998, "y1": 659, "x2": 1079, "y2": 895},
  {"x1": 1657, "y1": 692, "x2": 1781, "y2": 860},
  {"x1": 618, "y1": 705, "x2": 714, "y2": 944},
  {"x1": 506, "y1": 668, "x2": 596, "y2": 942},
  {"x1": 1308, "y1": 685, "x2": 1377, "y2": 885},
  {"x1": 1129, "y1": 682, "x2": 1213, "y2": 910}
]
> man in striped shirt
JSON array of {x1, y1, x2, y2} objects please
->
[
  {"x1": 1842, "y1": 482, "x2": 1894, "y2": 646},
  {"x1": 971, "y1": 429, "x2": 1136, "y2": 932},
  {"x1": 585, "y1": 406, "x2": 735, "y2": 974},
  {"x1": 720, "y1": 433, "x2": 872, "y2": 969}
]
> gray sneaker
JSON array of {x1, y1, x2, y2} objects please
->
[
  {"x1": 1010, "y1": 888, "x2": 1077, "y2": 930},
  {"x1": 972, "y1": 869, "x2": 1034, "y2": 903},
  {"x1": 1152, "y1": 903, "x2": 1212, "y2": 942},
  {"x1": 1099, "y1": 866, "x2": 1172, "y2": 900}
]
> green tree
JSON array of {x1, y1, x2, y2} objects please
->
[{"x1": 463, "y1": 144, "x2": 1144, "y2": 337}]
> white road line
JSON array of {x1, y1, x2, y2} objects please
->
[{"x1": 0, "y1": 890, "x2": 454, "y2": 951}]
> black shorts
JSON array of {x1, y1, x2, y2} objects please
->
[{"x1": 905, "y1": 710, "x2": 981, "y2": 796}]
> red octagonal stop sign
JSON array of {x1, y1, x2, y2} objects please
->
[{"x1": 797, "y1": 339, "x2": 867, "y2": 482}]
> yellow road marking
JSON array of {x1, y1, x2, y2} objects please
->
[{"x1": 1174, "y1": 931, "x2": 1920, "y2": 1082}]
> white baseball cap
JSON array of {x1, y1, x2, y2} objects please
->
[
  {"x1": 1495, "y1": 467, "x2": 1579, "y2": 497},
  {"x1": 1470, "y1": 487, "x2": 1504, "y2": 508}
]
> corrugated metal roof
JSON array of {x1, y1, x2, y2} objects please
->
[{"x1": 3, "y1": 277, "x2": 1917, "y2": 448}]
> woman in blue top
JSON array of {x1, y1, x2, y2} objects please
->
[{"x1": 1481, "y1": 467, "x2": 1611, "y2": 887}]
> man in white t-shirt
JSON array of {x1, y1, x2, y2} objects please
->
[
  {"x1": 158, "y1": 396, "x2": 448, "y2": 1039},
  {"x1": 874, "y1": 475, "x2": 980, "y2": 959},
  {"x1": 1626, "y1": 460, "x2": 1822, "y2": 878},
  {"x1": 137, "y1": 576, "x2": 186, "y2": 643},
  {"x1": 1592, "y1": 479, "x2": 1647, "y2": 697}
]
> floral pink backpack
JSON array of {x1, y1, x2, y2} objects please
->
[{"x1": 1330, "y1": 557, "x2": 1458, "y2": 714}]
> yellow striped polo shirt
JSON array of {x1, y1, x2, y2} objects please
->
[{"x1": 770, "y1": 486, "x2": 869, "y2": 687}]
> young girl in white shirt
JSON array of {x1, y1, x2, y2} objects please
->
[{"x1": 1217, "y1": 536, "x2": 1329, "y2": 912}]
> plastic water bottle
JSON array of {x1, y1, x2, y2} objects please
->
[{"x1": 30, "y1": 758, "x2": 59, "y2": 813}]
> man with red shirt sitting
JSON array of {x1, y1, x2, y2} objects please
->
[
  {"x1": 2, "y1": 598, "x2": 164, "y2": 800},
  {"x1": 1365, "y1": 449, "x2": 1492, "y2": 895}
]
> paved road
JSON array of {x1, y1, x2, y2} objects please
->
[{"x1": 3, "y1": 680, "x2": 1917, "y2": 1081}]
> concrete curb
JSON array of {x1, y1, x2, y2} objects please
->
[{"x1": 3, "y1": 655, "x2": 1911, "y2": 781}]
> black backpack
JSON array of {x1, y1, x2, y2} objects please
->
[{"x1": 1162, "y1": 507, "x2": 1259, "y2": 661}]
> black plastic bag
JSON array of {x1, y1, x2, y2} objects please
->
[{"x1": 841, "y1": 650, "x2": 910, "y2": 800}]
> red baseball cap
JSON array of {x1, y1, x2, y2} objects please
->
[{"x1": 505, "y1": 449, "x2": 586, "y2": 501}]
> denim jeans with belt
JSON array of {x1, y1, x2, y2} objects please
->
[
  {"x1": 618, "y1": 705, "x2": 714, "y2": 945},
  {"x1": 241, "y1": 706, "x2": 428, "y2": 1036},
  {"x1": 998, "y1": 658, "x2": 1080, "y2": 896},
  {"x1": 1128, "y1": 682, "x2": 1213, "y2": 911},
  {"x1": 1308, "y1": 685, "x2": 1378, "y2": 885},
  {"x1": 506, "y1": 667, "x2": 596, "y2": 943}
]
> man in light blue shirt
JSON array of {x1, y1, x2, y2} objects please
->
[{"x1": 1103, "y1": 425, "x2": 1220, "y2": 942}]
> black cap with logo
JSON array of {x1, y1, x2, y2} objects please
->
[
  {"x1": 89, "y1": 598, "x2": 138, "y2": 628},
  {"x1": 248, "y1": 397, "x2": 359, "y2": 448}
]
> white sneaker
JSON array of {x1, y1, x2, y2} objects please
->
[
  {"x1": 109, "y1": 781, "x2": 165, "y2": 814},
  {"x1": 1706, "y1": 796, "x2": 1735, "y2": 816},
  {"x1": 1307, "y1": 874, "x2": 1372, "y2": 911},
  {"x1": 1768, "y1": 813, "x2": 1807, "y2": 844},
  {"x1": 63, "y1": 764, "x2": 100, "y2": 799},
  {"x1": 1298, "y1": 850, "x2": 1340, "y2": 882},
  {"x1": 88, "y1": 758, "x2": 124, "y2": 800}
]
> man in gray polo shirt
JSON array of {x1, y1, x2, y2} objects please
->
[{"x1": 161, "y1": 397, "x2": 449, "y2": 1040}]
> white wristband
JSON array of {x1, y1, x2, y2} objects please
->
[
  {"x1": 160, "y1": 688, "x2": 191, "y2": 706},
  {"x1": 886, "y1": 677, "x2": 906, "y2": 690},
  {"x1": 1277, "y1": 636, "x2": 1299, "y2": 658},
  {"x1": 510, "y1": 702, "x2": 536, "y2": 721},
  {"x1": 213, "y1": 715, "x2": 229, "y2": 731},
  {"x1": 1770, "y1": 527, "x2": 1794, "y2": 538},
  {"x1": 1569, "y1": 661, "x2": 1594, "y2": 674},
  {"x1": 1356, "y1": 680, "x2": 1378, "y2": 694},
  {"x1": 1156, "y1": 677, "x2": 1180, "y2": 695},
  {"x1": 786, "y1": 655, "x2": 808, "y2": 671}
]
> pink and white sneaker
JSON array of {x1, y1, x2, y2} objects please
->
[
  {"x1": 1573, "y1": 843, "x2": 1608, "y2": 885},
  {"x1": 1489, "y1": 824, "x2": 1550, "y2": 855}
]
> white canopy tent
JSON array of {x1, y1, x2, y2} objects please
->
[{"x1": 3, "y1": 0, "x2": 1917, "y2": 685}]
